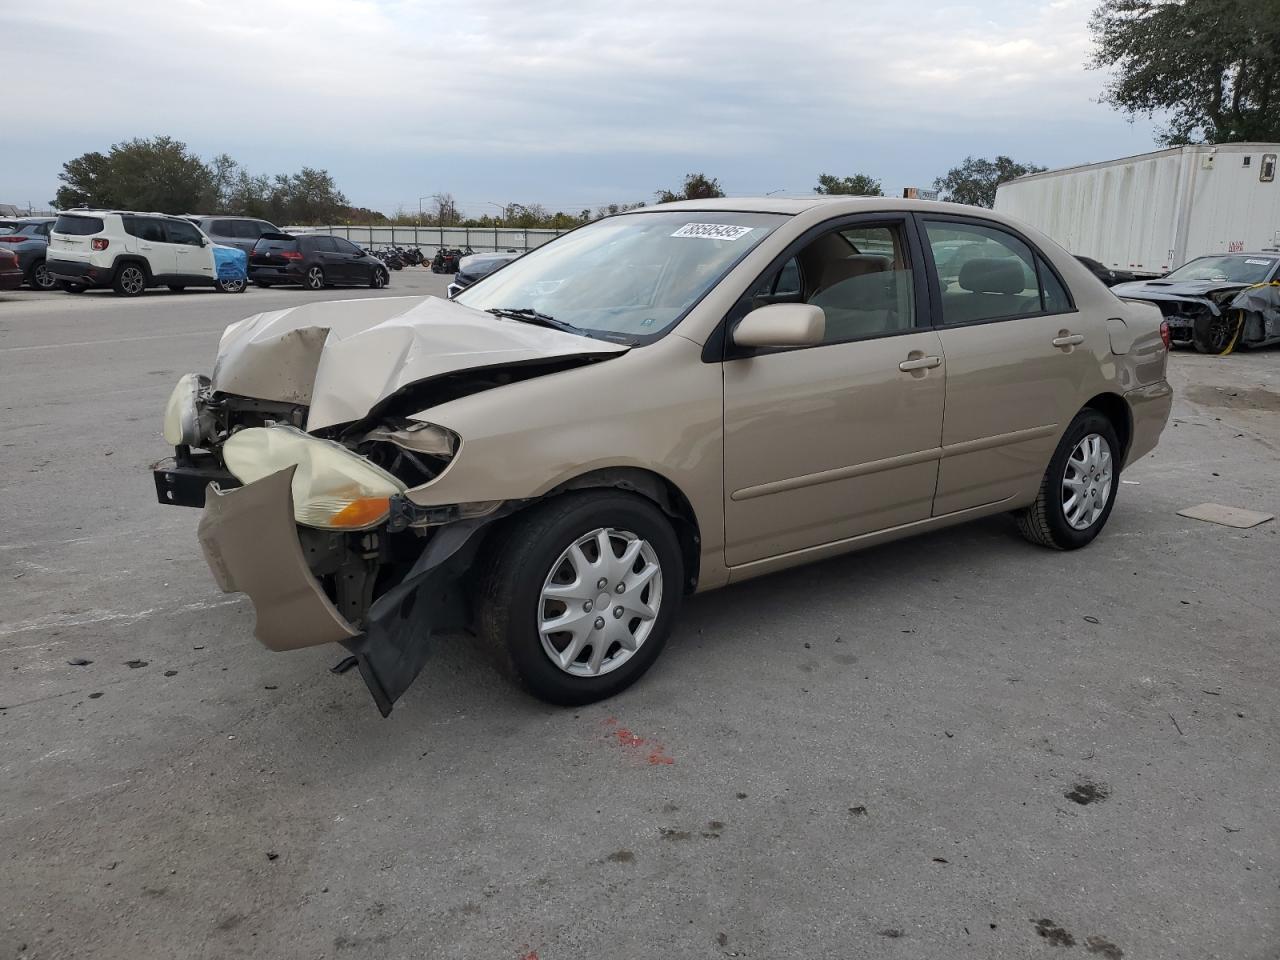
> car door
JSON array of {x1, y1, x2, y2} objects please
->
[
  {"x1": 918, "y1": 215, "x2": 1102, "y2": 516},
  {"x1": 231, "y1": 220, "x2": 263, "y2": 255},
  {"x1": 333, "y1": 237, "x2": 368, "y2": 281},
  {"x1": 309, "y1": 236, "x2": 348, "y2": 282},
  {"x1": 721, "y1": 215, "x2": 946, "y2": 567},
  {"x1": 128, "y1": 216, "x2": 176, "y2": 278},
  {"x1": 164, "y1": 218, "x2": 214, "y2": 282}
]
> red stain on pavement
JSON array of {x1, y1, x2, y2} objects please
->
[
  {"x1": 614, "y1": 728, "x2": 645, "y2": 748},
  {"x1": 600, "y1": 717, "x2": 675, "y2": 764},
  {"x1": 519, "y1": 952, "x2": 539, "y2": 960},
  {"x1": 646, "y1": 747, "x2": 675, "y2": 765}
]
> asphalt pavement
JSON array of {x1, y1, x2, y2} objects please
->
[{"x1": 1, "y1": 273, "x2": 1277, "y2": 960}]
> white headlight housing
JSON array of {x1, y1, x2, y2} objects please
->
[
  {"x1": 223, "y1": 425, "x2": 407, "y2": 530},
  {"x1": 163, "y1": 373, "x2": 210, "y2": 446}
]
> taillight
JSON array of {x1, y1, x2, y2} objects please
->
[
  {"x1": 1159, "y1": 320, "x2": 1171, "y2": 350},
  {"x1": 0, "y1": 236, "x2": 26, "y2": 243},
  {"x1": 92, "y1": 238, "x2": 109, "y2": 251},
  {"x1": 280, "y1": 250, "x2": 303, "y2": 261}
]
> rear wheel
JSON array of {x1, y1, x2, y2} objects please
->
[
  {"x1": 29, "y1": 260, "x2": 55, "y2": 290},
  {"x1": 113, "y1": 263, "x2": 147, "y2": 297},
  {"x1": 478, "y1": 493, "x2": 683, "y2": 705},
  {"x1": 304, "y1": 266, "x2": 325, "y2": 290},
  {"x1": 1016, "y1": 410, "x2": 1120, "y2": 550}
]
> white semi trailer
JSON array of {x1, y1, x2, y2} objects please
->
[{"x1": 994, "y1": 143, "x2": 1280, "y2": 277}]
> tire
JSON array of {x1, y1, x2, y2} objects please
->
[
  {"x1": 58, "y1": 280, "x2": 86, "y2": 293},
  {"x1": 1016, "y1": 409, "x2": 1121, "y2": 550},
  {"x1": 112, "y1": 262, "x2": 148, "y2": 297},
  {"x1": 1192, "y1": 311, "x2": 1239, "y2": 355},
  {"x1": 477, "y1": 492, "x2": 684, "y2": 705},
  {"x1": 369, "y1": 267, "x2": 388, "y2": 289},
  {"x1": 167, "y1": 285, "x2": 186, "y2": 292},
  {"x1": 29, "y1": 260, "x2": 55, "y2": 290}
]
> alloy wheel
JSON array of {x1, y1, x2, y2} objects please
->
[
  {"x1": 33, "y1": 262, "x2": 54, "y2": 289},
  {"x1": 121, "y1": 266, "x2": 145, "y2": 295},
  {"x1": 1061, "y1": 433, "x2": 1113, "y2": 530},
  {"x1": 306, "y1": 267, "x2": 324, "y2": 289},
  {"x1": 538, "y1": 527, "x2": 663, "y2": 677}
]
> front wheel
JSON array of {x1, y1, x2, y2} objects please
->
[
  {"x1": 218, "y1": 277, "x2": 247, "y2": 293},
  {"x1": 478, "y1": 493, "x2": 684, "y2": 705},
  {"x1": 369, "y1": 267, "x2": 388, "y2": 289},
  {"x1": 304, "y1": 265, "x2": 325, "y2": 290},
  {"x1": 30, "y1": 260, "x2": 55, "y2": 290},
  {"x1": 1016, "y1": 410, "x2": 1120, "y2": 550},
  {"x1": 1193, "y1": 311, "x2": 1243, "y2": 355}
]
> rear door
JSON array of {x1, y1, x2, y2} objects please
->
[
  {"x1": 918, "y1": 215, "x2": 1102, "y2": 515},
  {"x1": 164, "y1": 218, "x2": 215, "y2": 282},
  {"x1": 128, "y1": 216, "x2": 176, "y2": 277}
]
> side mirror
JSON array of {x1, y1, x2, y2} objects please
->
[
  {"x1": 732, "y1": 303, "x2": 825, "y2": 349},
  {"x1": 200, "y1": 236, "x2": 209, "y2": 247}
]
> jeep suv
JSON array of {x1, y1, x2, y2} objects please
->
[{"x1": 46, "y1": 211, "x2": 220, "y2": 296}]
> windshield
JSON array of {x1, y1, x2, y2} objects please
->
[
  {"x1": 453, "y1": 210, "x2": 787, "y2": 342},
  {"x1": 1164, "y1": 255, "x2": 1277, "y2": 284}
]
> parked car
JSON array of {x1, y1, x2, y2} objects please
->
[
  {"x1": 1075, "y1": 255, "x2": 1138, "y2": 287},
  {"x1": 249, "y1": 233, "x2": 390, "y2": 289},
  {"x1": 1111, "y1": 252, "x2": 1280, "y2": 352},
  {"x1": 45, "y1": 211, "x2": 230, "y2": 296},
  {"x1": 153, "y1": 197, "x2": 1172, "y2": 716},
  {"x1": 0, "y1": 248, "x2": 22, "y2": 290},
  {"x1": 0, "y1": 217, "x2": 57, "y2": 289},
  {"x1": 185, "y1": 216, "x2": 284, "y2": 255},
  {"x1": 446, "y1": 250, "x2": 522, "y2": 297}
]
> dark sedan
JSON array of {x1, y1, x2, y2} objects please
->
[
  {"x1": 250, "y1": 233, "x2": 391, "y2": 290},
  {"x1": 446, "y1": 250, "x2": 522, "y2": 297},
  {"x1": 0, "y1": 248, "x2": 22, "y2": 290},
  {"x1": 1075, "y1": 255, "x2": 1137, "y2": 287},
  {"x1": 0, "y1": 218, "x2": 57, "y2": 289}
]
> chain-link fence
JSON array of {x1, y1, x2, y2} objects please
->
[{"x1": 285, "y1": 224, "x2": 569, "y2": 255}]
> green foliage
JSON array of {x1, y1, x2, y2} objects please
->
[
  {"x1": 1090, "y1": 0, "x2": 1280, "y2": 144},
  {"x1": 932, "y1": 156, "x2": 1046, "y2": 208},
  {"x1": 814, "y1": 172, "x2": 883, "y2": 196},
  {"x1": 53, "y1": 136, "x2": 349, "y2": 223},
  {"x1": 656, "y1": 172, "x2": 725, "y2": 203}
]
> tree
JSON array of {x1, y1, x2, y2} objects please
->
[
  {"x1": 54, "y1": 136, "x2": 214, "y2": 212},
  {"x1": 656, "y1": 172, "x2": 725, "y2": 203},
  {"x1": 431, "y1": 193, "x2": 460, "y2": 226},
  {"x1": 814, "y1": 172, "x2": 883, "y2": 196},
  {"x1": 1090, "y1": 0, "x2": 1280, "y2": 144},
  {"x1": 932, "y1": 156, "x2": 1046, "y2": 208}
]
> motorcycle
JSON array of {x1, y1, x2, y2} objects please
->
[{"x1": 431, "y1": 246, "x2": 473, "y2": 274}]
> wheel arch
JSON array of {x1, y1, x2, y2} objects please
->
[
  {"x1": 1083, "y1": 392, "x2": 1132, "y2": 465},
  {"x1": 111, "y1": 254, "x2": 153, "y2": 282},
  {"x1": 519, "y1": 467, "x2": 702, "y2": 594}
]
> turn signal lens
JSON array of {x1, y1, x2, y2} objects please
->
[
  {"x1": 330, "y1": 497, "x2": 393, "y2": 529},
  {"x1": 1159, "y1": 320, "x2": 1171, "y2": 350},
  {"x1": 223, "y1": 426, "x2": 405, "y2": 531}
]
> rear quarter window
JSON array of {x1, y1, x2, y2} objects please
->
[{"x1": 54, "y1": 215, "x2": 104, "y2": 236}]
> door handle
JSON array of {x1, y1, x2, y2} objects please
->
[
  {"x1": 899, "y1": 355, "x2": 942, "y2": 372},
  {"x1": 1052, "y1": 333, "x2": 1085, "y2": 347}
]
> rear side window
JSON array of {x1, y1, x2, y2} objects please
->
[
  {"x1": 924, "y1": 220, "x2": 1071, "y2": 325},
  {"x1": 210, "y1": 220, "x2": 235, "y2": 236},
  {"x1": 305, "y1": 236, "x2": 338, "y2": 252},
  {"x1": 54, "y1": 215, "x2": 104, "y2": 236},
  {"x1": 232, "y1": 220, "x2": 262, "y2": 240},
  {"x1": 126, "y1": 217, "x2": 167, "y2": 242}
]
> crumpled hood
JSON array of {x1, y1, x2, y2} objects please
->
[
  {"x1": 211, "y1": 295, "x2": 628, "y2": 430},
  {"x1": 1112, "y1": 279, "x2": 1247, "y2": 300}
]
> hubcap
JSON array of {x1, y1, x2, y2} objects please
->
[
  {"x1": 1062, "y1": 433, "x2": 1113, "y2": 530},
  {"x1": 122, "y1": 267, "x2": 144, "y2": 294},
  {"x1": 538, "y1": 527, "x2": 663, "y2": 677}
]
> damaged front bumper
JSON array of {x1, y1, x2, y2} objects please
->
[{"x1": 193, "y1": 464, "x2": 501, "y2": 716}]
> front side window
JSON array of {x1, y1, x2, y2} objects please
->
[
  {"x1": 164, "y1": 220, "x2": 203, "y2": 246},
  {"x1": 746, "y1": 221, "x2": 917, "y2": 343},
  {"x1": 334, "y1": 238, "x2": 360, "y2": 255},
  {"x1": 924, "y1": 220, "x2": 1068, "y2": 325},
  {"x1": 454, "y1": 210, "x2": 787, "y2": 343},
  {"x1": 1164, "y1": 255, "x2": 1276, "y2": 284}
]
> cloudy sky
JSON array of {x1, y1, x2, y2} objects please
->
[{"x1": 2, "y1": 0, "x2": 1160, "y2": 216}]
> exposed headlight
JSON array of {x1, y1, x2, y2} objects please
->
[
  {"x1": 223, "y1": 425, "x2": 407, "y2": 530},
  {"x1": 163, "y1": 373, "x2": 210, "y2": 446}
]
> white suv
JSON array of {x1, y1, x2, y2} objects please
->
[{"x1": 47, "y1": 210, "x2": 223, "y2": 296}]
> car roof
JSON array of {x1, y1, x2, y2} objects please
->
[
  {"x1": 59, "y1": 209, "x2": 191, "y2": 221},
  {"x1": 620, "y1": 196, "x2": 994, "y2": 218}
]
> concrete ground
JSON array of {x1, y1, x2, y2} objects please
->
[{"x1": 0, "y1": 273, "x2": 1276, "y2": 960}]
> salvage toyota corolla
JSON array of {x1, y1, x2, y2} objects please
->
[{"x1": 154, "y1": 198, "x2": 1173, "y2": 715}]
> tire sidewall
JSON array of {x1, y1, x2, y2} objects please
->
[
  {"x1": 114, "y1": 262, "x2": 148, "y2": 297},
  {"x1": 500, "y1": 495, "x2": 684, "y2": 705},
  {"x1": 1042, "y1": 411, "x2": 1121, "y2": 549}
]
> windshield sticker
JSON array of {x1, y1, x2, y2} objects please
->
[
  {"x1": 671, "y1": 223, "x2": 754, "y2": 241},
  {"x1": 1245, "y1": 258, "x2": 1272, "y2": 265}
]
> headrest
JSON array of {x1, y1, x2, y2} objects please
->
[
  {"x1": 959, "y1": 258, "x2": 1026, "y2": 295},
  {"x1": 818, "y1": 255, "x2": 890, "y2": 292}
]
